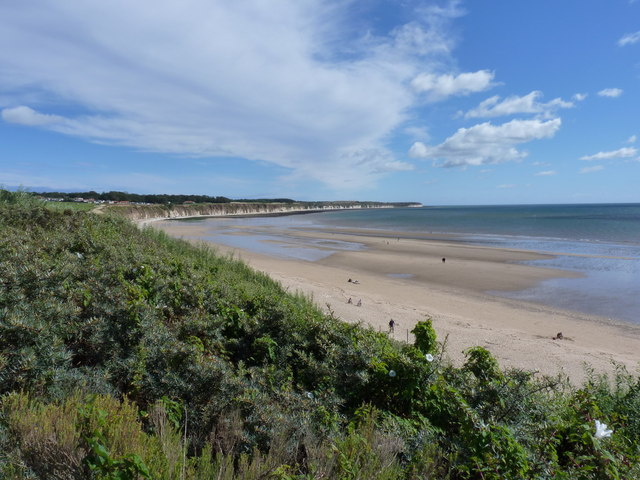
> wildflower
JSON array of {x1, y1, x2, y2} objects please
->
[
  {"x1": 594, "y1": 420, "x2": 613, "y2": 439},
  {"x1": 425, "y1": 353, "x2": 434, "y2": 362},
  {"x1": 388, "y1": 370, "x2": 397, "y2": 377}
]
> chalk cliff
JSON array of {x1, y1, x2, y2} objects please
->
[{"x1": 104, "y1": 201, "x2": 421, "y2": 223}]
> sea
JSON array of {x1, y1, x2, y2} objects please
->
[{"x1": 176, "y1": 204, "x2": 640, "y2": 324}]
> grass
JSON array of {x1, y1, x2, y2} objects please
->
[{"x1": 44, "y1": 201, "x2": 97, "y2": 212}]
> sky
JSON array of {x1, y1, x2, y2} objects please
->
[{"x1": 0, "y1": 0, "x2": 638, "y2": 205}]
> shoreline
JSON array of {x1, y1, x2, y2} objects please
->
[
  {"x1": 149, "y1": 217, "x2": 640, "y2": 383},
  {"x1": 136, "y1": 208, "x2": 331, "y2": 226}
]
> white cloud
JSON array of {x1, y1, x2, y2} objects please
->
[
  {"x1": 535, "y1": 170, "x2": 557, "y2": 176},
  {"x1": 580, "y1": 165, "x2": 604, "y2": 174},
  {"x1": 464, "y1": 91, "x2": 573, "y2": 118},
  {"x1": 411, "y1": 70, "x2": 495, "y2": 100},
  {"x1": 284, "y1": 146, "x2": 413, "y2": 190},
  {"x1": 573, "y1": 93, "x2": 587, "y2": 101},
  {"x1": 598, "y1": 88, "x2": 623, "y2": 98},
  {"x1": 377, "y1": 1, "x2": 465, "y2": 58},
  {"x1": 1, "y1": 106, "x2": 65, "y2": 126},
  {"x1": 618, "y1": 31, "x2": 640, "y2": 46},
  {"x1": 497, "y1": 184, "x2": 516, "y2": 189},
  {"x1": 0, "y1": 0, "x2": 464, "y2": 190},
  {"x1": 580, "y1": 147, "x2": 637, "y2": 160},
  {"x1": 409, "y1": 118, "x2": 561, "y2": 167},
  {"x1": 627, "y1": 135, "x2": 637, "y2": 143}
]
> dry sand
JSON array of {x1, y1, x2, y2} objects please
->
[{"x1": 150, "y1": 218, "x2": 640, "y2": 383}]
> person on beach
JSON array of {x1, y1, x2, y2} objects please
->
[
  {"x1": 442, "y1": 257, "x2": 446, "y2": 263},
  {"x1": 388, "y1": 319, "x2": 395, "y2": 333},
  {"x1": 347, "y1": 297, "x2": 352, "y2": 304},
  {"x1": 357, "y1": 299, "x2": 362, "y2": 307}
]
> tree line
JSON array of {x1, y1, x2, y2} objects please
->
[{"x1": 34, "y1": 190, "x2": 296, "y2": 205}]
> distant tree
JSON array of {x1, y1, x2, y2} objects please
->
[{"x1": 31, "y1": 190, "x2": 234, "y2": 204}]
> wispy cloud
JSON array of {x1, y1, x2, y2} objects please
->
[
  {"x1": 1, "y1": 106, "x2": 65, "y2": 127},
  {"x1": 580, "y1": 147, "x2": 637, "y2": 161},
  {"x1": 411, "y1": 70, "x2": 496, "y2": 101},
  {"x1": 627, "y1": 135, "x2": 637, "y2": 143},
  {"x1": 573, "y1": 93, "x2": 588, "y2": 101},
  {"x1": 535, "y1": 170, "x2": 557, "y2": 176},
  {"x1": 463, "y1": 91, "x2": 573, "y2": 118},
  {"x1": 404, "y1": 125, "x2": 430, "y2": 141},
  {"x1": 580, "y1": 165, "x2": 604, "y2": 174},
  {"x1": 598, "y1": 88, "x2": 623, "y2": 98},
  {"x1": 409, "y1": 118, "x2": 561, "y2": 167},
  {"x1": 618, "y1": 31, "x2": 640, "y2": 46},
  {"x1": 0, "y1": 0, "x2": 466, "y2": 191}
]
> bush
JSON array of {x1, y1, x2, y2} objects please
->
[
  {"x1": 411, "y1": 319, "x2": 438, "y2": 356},
  {"x1": 463, "y1": 346, "x2": 502, "y2": 381}
]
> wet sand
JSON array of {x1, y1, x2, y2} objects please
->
[{"x1": 150, "y1": 218, "x2": 640, "y2": 383}]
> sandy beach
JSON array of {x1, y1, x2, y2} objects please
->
[{"x1": 151, "y1": 217, "x2": 640, "y2": 383}]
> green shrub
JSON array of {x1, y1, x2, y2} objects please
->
[
  {"x1": 463, "y1": 346, "x2": 502, "y2": 381},
  {"x1": 411, "y1": 319, "x2": 438, "y2": 356}
]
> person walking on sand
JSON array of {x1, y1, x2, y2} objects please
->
[
  {"x1": 357, "y1": 299, "x2": 362, "y2": 307},
  {"x1": 388, "y1": 319, "x2": 395, "y2": 333}
]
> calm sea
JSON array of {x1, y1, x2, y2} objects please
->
[{"x1": 181, "y1": 204, "x2": 640, "y2": 324}]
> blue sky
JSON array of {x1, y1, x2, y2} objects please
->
[{"x1": 1, "y1": 0, "x2": 638, "y2": 204}]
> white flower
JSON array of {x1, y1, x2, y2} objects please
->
[
  {"x1": 425, "y1": 354, "x2": 434, "y2": 362},
  {"x1": 594, "y1": 420, "x2": 613, "y2": 439},
  {"x1": 305, "y1": 391, "x2": 314, "y2": 400},
  {"x1": 388, "y1": 370, "x2": 397, "y2": 378}
]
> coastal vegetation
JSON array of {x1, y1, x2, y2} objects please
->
[
  {"x1": 32, "y1": 190, "x2": 234, "y2": 205},
  {"x1": 2, "y1": 190, "x2": 640, "y2": 479},
  {"x1": 44, "y1": 201, "x2": 98, "y2": 212},
  {"x1": 30, "y1": 189, "x2": 421, "y2": 209},
  {"x1": 26, "y1": 187, "x2": 422, "y2": 223}
]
